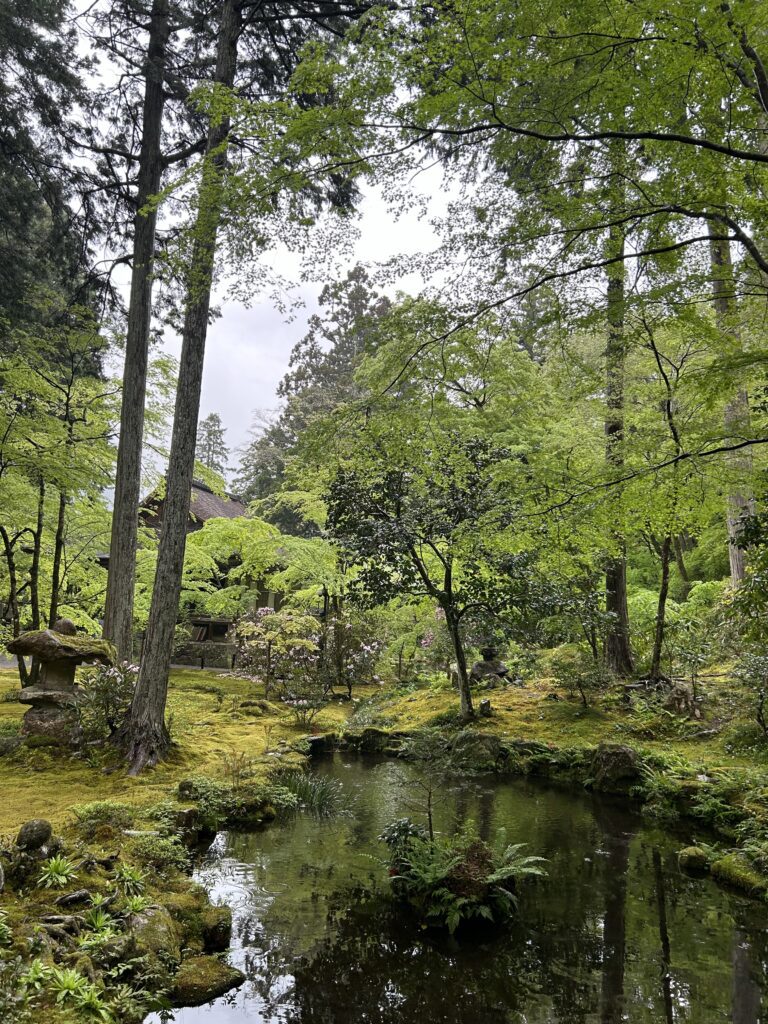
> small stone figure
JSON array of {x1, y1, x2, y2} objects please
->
[
  {"x1": 6, "y1": 622, "x2": 115, "y2": 748},
  {"x1": 469, "y1": 646, "x2": 509, "y2": 689}
]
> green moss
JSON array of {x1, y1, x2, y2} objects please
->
[
  {"x1": 172, "y1": 955, "x2": 245, "y2": 1007},
  {"x1": 678, "y1": 846, "x2": 711, "y2": 873},
  {"x1": 710, "y1": 853, "x2": 768, "y2": 895}
]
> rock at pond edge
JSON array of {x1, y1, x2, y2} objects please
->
[{"x1": 172, "y1": 955, "x2": 246, "y2": 1006}]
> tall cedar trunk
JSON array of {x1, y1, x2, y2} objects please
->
[
  {"x1": 119, "y1": 0, "x2": 241, "y2": 773},
  {"x1": 103, "y1": 0, "x2": 171, "y2": 661},
  {"x1": 604, "y1": 218, "x2": 634, "y2": 676},
  {"x1": 30, "y1": 477, "x2": 45, "y2": 631},
  {"x1": 48, "y1": 490, "x2": 67, "y2": 626},
  {"x1": 650, "y1": 535, "x2": 672, "y2": 681},
  {"x1": 0, "y1": 526, "x2": 28, "y2": 685},
  {"x1": 28, "y1": 476, "x2": 46, "y2": 686},
  {"x1": 708, "y1": 226, "x2": 753, "y2": 585},
  {"x1": 445, "y1": 606, "x2": 474, "y2": 721}
]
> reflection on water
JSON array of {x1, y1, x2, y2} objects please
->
[{"x1": 147, "y1": 754, "x2": 767, "y2": 1023}]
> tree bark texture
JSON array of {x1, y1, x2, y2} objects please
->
[
  {"x1": 650, "y1": 535, "x2": 672, "y2": 681},
  {"x1": 604, "y1": 217, "x2": 634, "y2": 677},
  {"x1": 103, "y1": 0, "x2": 171, "y2": 661},
  {"x1": 48, "y1": 490, "x2": 67, "y2": 627},
  {"x1": 445, "y1": 606, "x2": 474, "y2": 721},
  {"x1": 708, "y1": 226, "x2": 753, "y2": 586},
  {"x1": 121, "y1": 0, "x2": 242, "y2": 773}
]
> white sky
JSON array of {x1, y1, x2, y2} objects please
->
[{"x1": 157, "y1": 176, "x2": 443, "y2": 463}]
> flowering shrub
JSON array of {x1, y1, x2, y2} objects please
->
[{"x1": 78, "y1": 661, "x2": 138, "y2": 739}]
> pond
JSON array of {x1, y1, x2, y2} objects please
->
[{"x1": 148, "y1": 754, "x2": 767, "y2": 1023}]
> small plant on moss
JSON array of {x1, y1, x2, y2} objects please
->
[
  {"x1": 72, "y1": 985, "x2": 112, "y2": 1021},
  {"x1": 131, "y1": 835, "x2": 189, "y2": 874},
  {"x1": 38, "y1": 854, "x2": 77, "y2": 888},
  {"x1": 72, "y1": 801, "x2": 134, "y2": 839},
  {"x1": 0, "y1": 910, "x2": 12, "y2": 946},
  {"x1": 219, "y1": 749, "x2": 255, "y2": 791},
  {"x1": 121, "y1": 894, "x2": 152, "y2": 915},
  {"x1": 19, "y1": 959, "x2": 50, "y2": 992},
  {"x1": 49, "y1": 965, "x2": 91, "y2": 1003},
  {"x1": 113, "y1": 863, "x2": 146, "y2": 895},
  {"x1": 83, "y1": 908, "x2": 114, "y2": 932}
]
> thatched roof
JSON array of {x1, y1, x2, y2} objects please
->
[{"x1": 189, "y1": 482, "x2": 247, "y2": 523}]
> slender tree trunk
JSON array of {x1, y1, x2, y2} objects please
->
[
  {"x1": 708, "y1": 226, "x2": 754, "y2": 586},
  {"x1": 604, "y1": 216, "x2": 634, "y2": 677},
  {"x1": 445, "y1": 606, "x2": 474, "y2": 721},
  {"x1": 650, "y1": 536, "x2": 672, "y2": 681},
  {"x1": 103, "y1": 0, "x2": 171, "y2": 661},
  {"x1": 673, "y1": 534, "x2": 690, "y2": 599},
  {"x1": 119, "y1": 0, "x2": 242, "y2": 773},
  {"x1": 48, "y1": 490, "x2": 67, "y2": 627}
]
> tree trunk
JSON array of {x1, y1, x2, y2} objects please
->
[
  {"x1": 119, "y1": 0, "x2": 242, "y2": 773},
  {"x1": 445, "y1": 607, "x2": 474, "y2": 721},
  {"x1": 103, "y1": 0, "x2": 171, "y2": 661},
  {"x1": 652, "y1": 849, "x2": 674, "y2": 1024},
  {"x1": 604, "y1": 218, "x2": 634, "y2": 676},
  {"x1": 650, "y1": 535, "x2": 672, "y2": 681},
  {"x1": 0, "y1": 526, "x2": 28, "y2": 685},
  {"x1": 673, "y1": 534, "x2": 690, "y2": 599},
  {"x1": 708, "y1": 226, "x2": 754, "y2": 586},
  {"x1": 48, "y1": 490, "x2": 67, "y2": 627}
]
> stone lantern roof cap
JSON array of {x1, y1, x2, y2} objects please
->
[{"x1": 6, "y1": 629, "x2": 116, "y2": 665}]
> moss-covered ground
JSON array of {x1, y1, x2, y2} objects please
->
[{"x1": 0, "y1": 667, "x2": 359, "y2": 834}]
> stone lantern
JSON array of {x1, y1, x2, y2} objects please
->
[{"x1": 7, "y1": 619, "x2": 116, "y2": 747}]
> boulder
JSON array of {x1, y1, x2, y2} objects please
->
[
  {"x1": 16, "y1": 818, "x2": 52, "y2": 851},
  {"x1": 469, "y1": 657, "x2": 509, "y2": 687},
  {"x1": 173, "y1": 955, "x2": 245, "y2": 1006},
  {"x1": 128, "y1": 907, "x2": 181, "y2": 963},
  {"x1": 450, "y1": 730, "x2": 504, "y2": 771},
  {"x1": 21, "y1": 705, "x2": 83, "y2": 747},
  {"x1": 590, "y1": 743, "x2": 642, "y2": 793},
  {"x1": 304, "y1": 733, "x2": 337, "y2": 755},
  {"x1": 678, "y1": 846, "x2": 710, "y2": 874}
]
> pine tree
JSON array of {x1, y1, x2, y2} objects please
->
[{"x1": 196, "y1": 413, "x2": 229, "y2": 475}]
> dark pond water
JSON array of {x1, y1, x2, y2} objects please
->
[{"x1": 148, "y1": 754, "x2": 768, "y2": 1023}]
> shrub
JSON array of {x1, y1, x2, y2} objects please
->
[
  {"x1": 78, "y1": 661, "x2": 138, "y2": 740},
  {"x1": 379, "y1": 820, "x2": 546, "y2": 933},
  {"x1": 71, "y1": 801, "x2": 134, "y2": 839},
  {"x1": 130, "y1": 835, "x2": 189, "y2": 875}
]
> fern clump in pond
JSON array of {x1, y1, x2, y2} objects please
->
[
  {"x1": 279, "y1": 770, "x2": 346, "y2": 815},
  {"x1": 379, "y1": 818, "x2": 546, "y2": 934}
]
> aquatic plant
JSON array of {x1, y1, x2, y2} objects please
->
[
  {"x1": 278, "y1": 770, "x2": 346, "y2": 815},
  {"x1": 380, "y1": 819, "x2": 546, "y2": 934}
]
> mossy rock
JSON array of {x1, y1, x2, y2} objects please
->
[
  {"x1": 710, "y1": 853, "x2": 768, "y2": 896},
  {"x1": 128, "y1": 906, "x2": 182, "y2": 962},
  {"x1": 172, "y1": 955, "x2": 245, "y2": 1006},
  {"x1": 678, "y1": 846, "x2": 710, "y2": 874},
  {"x1": 449, "y1": 730, "x2": 504, "y2": 771},
  {"x1": 590, "y1": 743, "x2": 643, "y2": 793}
]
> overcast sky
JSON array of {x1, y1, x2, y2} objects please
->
[{"x1": 158, "y1": 175, "x2": 444, "y2": 464}]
